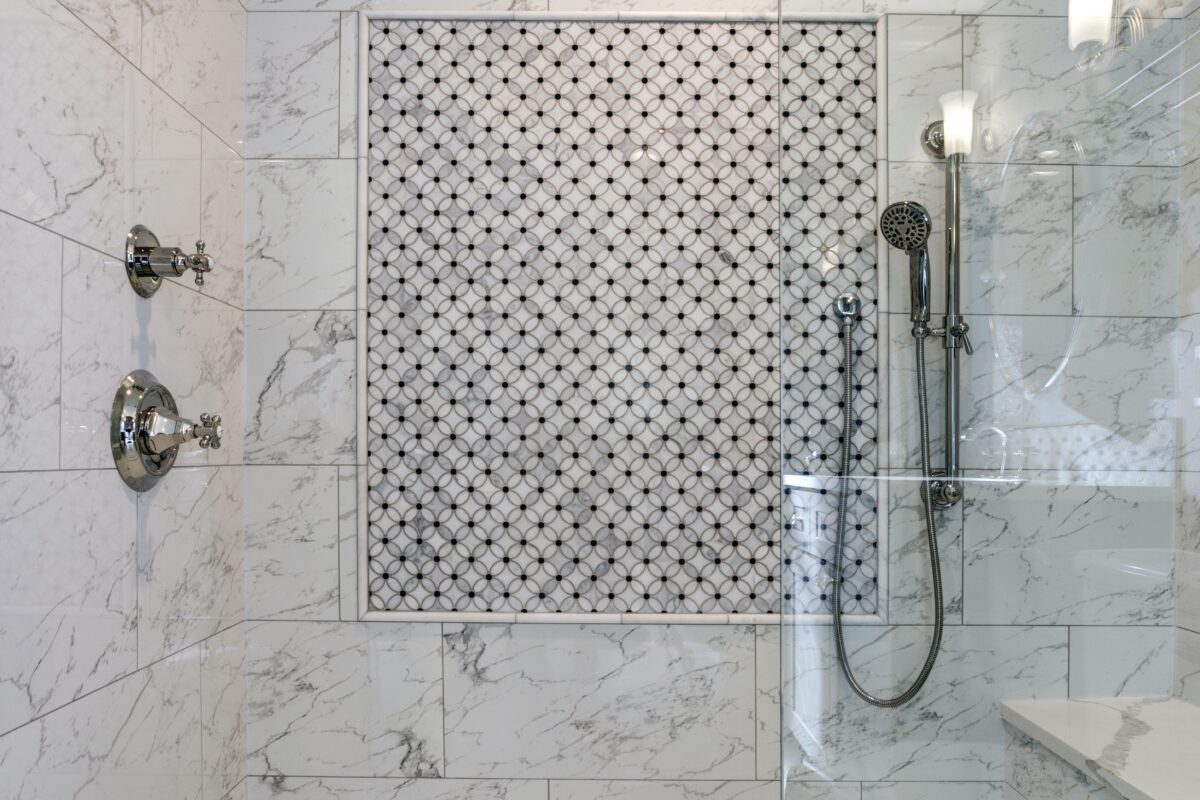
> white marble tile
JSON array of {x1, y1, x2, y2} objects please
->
[
  {"x1": 962, "y1": 475, "x2": 1173, "y2": 625},
  {"x1": 1068, "y1": 626, "x2": 1172, "y2": 697},
  {"x1": 247, "y1": 778, "x2": 547, "y2": 799},
  {"x1": 248, "y1": 0, "x2": 545, "y2": 9},
  {"x1": 58, "y1": 0, "x2": 142, "y2": 66},
  {"x1": 0, "y1": 0, "x2": 202, "y2": 259},
  {"x1": 1177, "y1": 471, "x2": 1200, "y2": 553},
  {"x1": 201, "y1": 127, "x2": 246, "y2": 310},
  {"x1": 443, "y1": 623, "x2": 756, "y2": 779},
  {"x1": 60, "y1": 241, "x2": 245, "y2": 469},
  {"x1": 1175, "y1": 314, "x2": 1200, "y2": 472},
  {"x1": 245, "y1": 621, "x2": 443, "y2": 777},
  {"x1": 781, "y1": 0, "x2": 866, "y2": 11},
  {"x1": 784, "y1": 785, "x2": 862, "y2": 800},
  {"x1": 0, "y1": 213, "x2": 61, "y2": 471},
  {"x1": 0, "y1": 470, "x2": 137, "y2": 734},
  {"x1": 552, "y1": 0, "x2": 773, "y2": 12},
  {"x1": 862, "y1": 784, "x2": 1002, "y2": 800},
  {"x1": 959, "y1": 315, "x2": 1178, "y2": 473},
  {"x1": 886, "y1": 162, "x2": 1072, "y2": 316},
  {"x1": 1004, "y1": 729, "x2": 1121, "y2": 800},
  {"x1": 756, "y1": 625, "x2": 781, "y2": 781},
  {"x1": 551, "y1": 781, "x2": 779, "y2": 800},
  {"x1": 866, "y1": 0, "x2": 1059, "y2": 13},
  {"x1": 246, "y1": 159, "x2": 356, "y2": 310},
  {"x1": 339, "y1": 12, "x2": 358, "y2": 159},
  {"x1": 0, "y1": 646, "x2": 203, "y2": 798},
  {"x1": 339, "y1": 466, "x2": 360, "y2": 620},
  {"x1": 1074, "y1": 166, "x2": 1179, "y2": 317},
  {"x1": 785, "y1": 625, "x2": 1067, "y2": 782},
  {"x1": 247, "y1": 12, "x2": 340, "y2": 158},
  {"x1": 1177, "y1": 549, "x2": 1200, "y2": 633},
  {"x1": 1181, "y1": 157, "x2": 1200, "y2": 316},
  {"x1": 886, "y1": 314, "x2": 947, "y2": 470},
  {"x1": 964, "y1": 16, "x2": 1182, "y2": 167},
  {"x1": 886, "y1": 471, "x2": 964, "y2": 624},
  {"x1": 1001, "y1": 697, "x2": 1200, "y2": 800},
  {"x1": 138, "y1": 466, "x2": 245, "y2": 665},
  {"x1": 1175, "y1": 625, "x2": 1200, "y2": 702},
  {"x1": 246, "y1": 310, "x2": 357, "y2": 464},
  {"x1": 143, "y1": 0, "x2": 246, "y2": 153},
  {"x1": 202, "y1": 623, "x2": 246, "y2": 800},
  {"x1": 886, "y1": 16, "x2": 962, "y2": 164},
  {"x1": 245, "y1": 465, "x2": 340, "y2": 620}
]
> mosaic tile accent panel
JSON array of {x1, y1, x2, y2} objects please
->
[
  {"x1": 364, "y1": 20, "x2": 878, "y2": 615},
  {"x1": 780, "y1": 23, "x2": 880, "y2": 615}
]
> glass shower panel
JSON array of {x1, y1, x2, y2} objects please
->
[{"x1": 781, "y1": 6, "x2": 1190, "y2": 797}]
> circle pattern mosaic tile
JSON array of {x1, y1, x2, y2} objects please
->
[{"x1": 364, "y1": 20, "x2": 877, "y2": 615}]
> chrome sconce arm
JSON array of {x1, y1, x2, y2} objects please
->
[
  {"x1": 125, "y1": 224, "x2": 214, "y2": 297},
  {"x1": 111, "y1": 370, "x2": 224, "y2": 492}
]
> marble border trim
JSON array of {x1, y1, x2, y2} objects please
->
[
  {"x1": 360, "y1": 611, "x2": 890, "y2": 624},
  {"x1": 360, "y1": 10, "x2": 882, "y2": 22}
]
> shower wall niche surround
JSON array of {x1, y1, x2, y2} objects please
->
[{"x1": 364, "y1": 20, "x2": 878, "y2": 615}]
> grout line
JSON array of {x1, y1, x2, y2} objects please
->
[
  {"x1": 0, "y1": 619, "x2": 246, "y2": 740},
  {"x1": 57, "y1": 233, "x2": 65, "y2": 471},
  {"x1": 52, "y1": 0, "x2": 243, "y2": 158}
]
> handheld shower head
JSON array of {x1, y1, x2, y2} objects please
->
[
  {"x1": 880, "y1": 201, "x2": 932, "y2": 252},
  {"x1": 880, "y1": 201, "x2": 933, "y2": 325}
]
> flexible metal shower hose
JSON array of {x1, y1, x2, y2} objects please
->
[{"x1": 831, "y1": 320, "x2": 944, "y2": 708}]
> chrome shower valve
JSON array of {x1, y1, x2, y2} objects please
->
[
  {"x1": 125, "y1": 224, "x2": 215, "y2": 297},
  {"x1": 111, "y1": 370, "x2": 225, "y2": 491}
]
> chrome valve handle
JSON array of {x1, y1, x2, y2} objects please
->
[
  {"x1": 189, "y1": 241, "x2": 213, "y2": 287},
  {"x1": 111, "y1": 370, "x2": 226, "y2": 491},
  {"x1": 125, "y1": 225, "x2": 216, "y2": 297}
]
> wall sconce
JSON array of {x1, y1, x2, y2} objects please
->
[
  {"x1": 1068, "y1": 0, "x2": 1115, "y2": 53},
  {"x1": 939, "y1": 91, "x2": 978, "y2": 157}
]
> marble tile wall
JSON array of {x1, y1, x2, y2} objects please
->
[
  {"x1": 234, "y1": 4, "x2": 1193, "y2": 800},
  {"x1": 1178, "y1": 2, "x2": 1200, "y2": 707},
  {"x1": 0, "y1": 0, "x2": 246, "y2": 797}
]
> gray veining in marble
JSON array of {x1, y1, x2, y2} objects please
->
[
  {"x1": 245, "y1": 621, "x2": 443, "y2": 778},
  {"x1": 247, "y1": 12, "x2": 340, "y2": 158},
  {"x1": 246, "y1": 465, "x2": 341, "y2": 620},
  {"x1": 138, "y1": 465, "x2": 245, "y2": 665},
  {"x1": 246, "y1": 310, "x2": 357, "y2": 465},
  {"x1": 785, "y1": 625, "x2": 1067, "y2": 782},
  {"x1": 443, "y1": 623, "x2": 756, "y2": 779},
  {"x1": 1004, "y1": 728, "x2": 1122, "y2": 800},
  {"x1": 247, "y1": 777, "x2": 547, "y2": 799},
  {"x1": 202, "y1": 623, "x2": 247, "y2": 800},
  {"x1": 0, "y1": 470, "x2": 137, "y2": 735},
  {"x1": 0, "y1": 646, "x2": 203, "y2": 797},
  {"x1": 0, "y1": 212, "x2": 62, "y2": 471},
  {"x1": 963, "y1": 475, "x2": 1173, "y2": 625},
  {"x1": 1068, "y1": 626, "x2": 1172, "y2": 698},
  {"x1": 246, "y1": 158, "x2": 356, "y2": 311}
]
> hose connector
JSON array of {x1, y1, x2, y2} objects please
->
[{"x1": 833, "y1": 293, "x2": 861, "y2": 330}]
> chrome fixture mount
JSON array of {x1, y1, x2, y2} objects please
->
[
  {"x1": 898, "y1": 119, "x2": 972, "y2": 509},
  {"x1": 125, "y1": 224, "x2": 214, "y2": 298},
  {"x1": 921, "y1": 119, "x2": 946, "y2": 159},
  {"x1": 110, "y1": 370, "x2": 223, "y2": 492}
]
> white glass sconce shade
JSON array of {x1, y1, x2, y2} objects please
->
[
  {"x1": 1069, "y1": 0, "x2": 1115, "y2": 50},
  {"x1": 939, "y1": 90, "x2": 978, "y2": 156}
]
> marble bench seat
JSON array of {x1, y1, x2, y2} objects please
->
[{"x1": 1000, "y1": 696, "x2": 1200, "y2": 800}]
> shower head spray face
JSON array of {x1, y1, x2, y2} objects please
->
[
  {"x1": 880, "y1": 201, "x2": 932, "y2": 253},
  {"x1": 880, "y1": 201, "x2": 934, "y2": 325}
]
